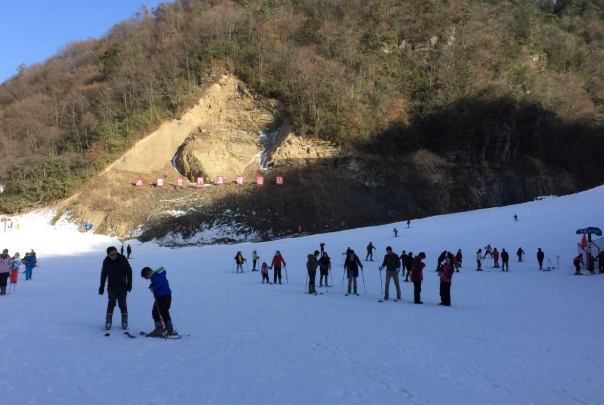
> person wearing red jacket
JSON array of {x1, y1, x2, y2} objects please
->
[
  {"x1": 573, "y1": 253, "x2": 584, "y2": 275},
  {"x1": 493, "y1": 248, "x2": 500, "y2": 268},
  {"x1": 410, "y1": 252, "x2": 426, "y2": 304},
  {"x1": 270, "y1": 251, "x2": 287, "y2": 284},
  {"x1": 438, "y1": 256, "x2": 455, "y2": 306}
]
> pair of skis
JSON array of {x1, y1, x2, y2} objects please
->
[{"x1": 104, "y1": 331, "x2": 188, "y2": 339}]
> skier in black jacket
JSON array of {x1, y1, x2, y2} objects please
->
[
  {"x1": 517, "y1": 247, "x2": 525, "y2": 262},
  {"x1": 455, "y1": 249, "x2": 463, "y2": 271},
  {"x1": 99, "y1": 246, "x2": 133, "y2": 330},
  {"x1": 501, "y1": 249, "x2": 510, "y2": 272},
  {"x1": 537, "y1": 248, "x2": 545, "y2": 270}
]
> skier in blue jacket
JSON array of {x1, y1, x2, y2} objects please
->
[
  {"x1": 23, "y1": 253, "x2": 36, "y2": 281},
  {"x1": 141, "y1": 267, "x2": 175, "y2": 337}
]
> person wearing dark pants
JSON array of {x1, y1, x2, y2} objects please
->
[
  {"x1": 366, "y1": 242, "x2": 376, "y2": 261},
  {"x1": 306, "y1": 251, "x2": 319, "y2": 293},
  {"x1": 501, "y1": 249, "x2": 510, "y2": 272},
  {"x1": 537, "y1": 248, "x2": 545, "y2": 270},
  {"x1": 319, "y1": 252, "x2": 331, "y2": 287},
  {"x1": 597, "y1": 251, "x2": 604, "y2": 274},
  {"x1": 271, "y1": 251, "x2": 286, "y2": 284},
  {"x1": 517, "y1": 248, "x2": 524, "y2": 262},
  {"x1": 573, "y1": 254, "x2": 584, "y2": 275},
  {"x1": 141, "y1": 266, "x2": 175, "y2": 337},
  {"x1": 438, "y1": 256, "x2": 454, "y2": 306},
  {"x1": 99, "y1": 246, "x2": 132, "y2": 330},
  {"x1": 410, "y1": 252, "x2": 426, "y2": 304},
  {"x1": 0, "y1": 250, "x2": 13, "y2": 295},
  {"x1": 126, "y1": 244, "x2": 132, "y2": 259},
  {"x1": 380, "y1": 246, "x2": 401, "y2": 300},
  {"x1": 476, "y1": 249, "x2": 482, "y2": 271}
]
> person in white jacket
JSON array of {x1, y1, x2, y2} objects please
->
[{"x1": 0, "y1": 249, "x2": 14, "y2": 295}]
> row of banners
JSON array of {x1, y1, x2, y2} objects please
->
[{"x1": 134, "y1": 175, "x2": 284, "y2": 188}]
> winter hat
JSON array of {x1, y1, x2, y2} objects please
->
[
  {"x1": 141, "y1": 267, "x2": 153, "y2": 278},
  {"x1": 418, "y1": 252, "x2": 426, "y2": 259}
]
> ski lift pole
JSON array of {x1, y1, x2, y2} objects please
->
[
  {"x1": 329, "y1": 266, "x2": 333, "y2": 287},
  {"x1": 379, "y1": 269, "x2": 383, "y2": 294},
  {"x1": 284, "y1": 264, "x2": 289, "y2": 284},
  {"x1": 340, "y1": 266, "x2": 346, "y2": 292}
]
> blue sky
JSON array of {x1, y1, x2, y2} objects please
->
[{"x1": 0, "y1": 0, "x2": 165, "y2": 84}]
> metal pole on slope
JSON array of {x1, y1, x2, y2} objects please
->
[
  {"x1": 360, "y1": 267, "x2": 366, "y2": 295},
  {"x1": 303, "y1": 272, "x2": 308, "y2": 294},
  {"x1": 340, "y1": 266, "x2": 346, "y2": 292},
  {"x1": 284, "y1": 264, "x2": 289, "y2": 284},
  {"x1": 379, "y1": 269, "x2": 383, "y2": 295},
  {"x1": 329, "y1": 266, "x2": 333, "y2": 287}
]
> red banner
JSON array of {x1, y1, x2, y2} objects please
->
[
  {"x1": 196, "y1": 177, "x2": 205, "y2": 186},
  {"x1": 236, "y1": 176, "x2": 245, "y2": 185},
  {"x1": 176, "y1": 177, "x2": 185, "y2": 187},
  {"x1": 276, "y1": 176, "x2": 284, "y2": 185},
  {"x1": 256, "y1": 176, "x2": 265, "y2": 185},
  {"x1": 135, "y1": 178, "x2": 144, "y2": 188},
  {"x1": 156, "y1": 178, "x2": 164, "y2": 188},
  {"x1": 216, "y1": 176, "x2": 224, "y2": 185}
]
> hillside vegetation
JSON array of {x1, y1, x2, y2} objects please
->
[{"x1": 1, "y1": 0, "x2": 604, "y2": 212}]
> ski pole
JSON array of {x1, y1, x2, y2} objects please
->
[
  {"x1": 329, "y1": 267, "x2": 333, "y2": 287},
  {"x1": 340, "y1": 266, "x2": 346, "y2": 292},
  {"x1": 245, "y1": 261, "x2": 250, "y2": 272},
  {"x1": 284, "y1": 265, "x2": 289, "y2": 284},
  {"x1": 379, "y1": 269, "x2": 383, "y2": 294},
  {"x1": 361, "y1": 267, "x2": 366, "y2": 295}
]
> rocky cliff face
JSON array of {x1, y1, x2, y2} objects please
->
[{"x1": 61, "y1": 74, "x2": 579, "y2": 244}]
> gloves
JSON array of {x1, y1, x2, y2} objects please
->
[
  {"x1": 379, "y1": 266, "x2": 383, "y2": 271},
  {"x1": 127, "y1": 284, "x2": 132, "y2": 292},
  {"x1": 99, "y1": 285, "x2": 104, "y2": 295},
  {"x1": 148, "y1": 283, "x2": 155, "y2": 290}
]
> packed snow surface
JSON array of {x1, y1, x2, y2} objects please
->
[{"x1": 1, "y1": 187, "x2": 604, "y2": 405}]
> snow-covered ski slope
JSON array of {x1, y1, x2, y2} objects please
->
[{"x1": 1, "y1": 186, "x2": 604, "y2": 405}]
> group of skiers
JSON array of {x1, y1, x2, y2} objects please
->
[
  {"x1": 120, "y1": 244, "x2": 132, "y2": 259},
  {"x1": 99, "y1": 245, "x2": 177, "y2": 338},
  {"x1": 573, "y1": 251, "x2": 604, "y2": 275},
  {"x1": 0, "y1": 249, "x2": 37, "y2": 295},
  {"x1": 476, "y1": 245, "x2": 529, "y2": 271},
  {"x1": 234, "y1": 250, "x2": 288, "y2": 284}
]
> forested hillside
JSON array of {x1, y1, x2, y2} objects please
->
[{"x1": 1, "y1": 0, "x2": 604, "y2": 213}]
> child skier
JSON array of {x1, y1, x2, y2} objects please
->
[
  {"x1": 141, "y1": 267, "x2": 176, "y2": 337},
  {"x1": 234, "y1": 251, "x2": 246, "y2": 273},
  {"x1": 261, "y1": 262, "x2": 271, "y2": 284}
]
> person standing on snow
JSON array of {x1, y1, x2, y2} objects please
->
[
  {"x1": 403, "y1": 251, "x2": 413, "y2": 282},
  {"x1": 438, "y1": 256, "x2": 455, "y2": 306},
  {"x1": 493, "y1": 248, "x2": 500, "y2": 268},
  {"x1": 141, "y1": 267, "x2": 176, "y2": 337},
  {"x1": 455, "y1": 249, "x2": 463, "y2": 271},
  {"x1": 393, "y1": 228, "x2": 398, "y2": 237},
  {"x1": 126, "y1": 244, "x2": 132, "y2": 259},
  {"x1": 320, "y1": 242, "x2": 325, "y2": 255},
  {"x1": 410, "y1": 252, "x2": 426, "y2": 304},
  {"x1": 476, "y1": 249, "x2": 483, "y2": 271},
  {"x1": 574, "y1": 254, "x2": 584, "y2": 275},
  {"x1": 0, "y1": 249, "x2": 13, "y2": 295},
  {"x1": 517, "y1": 247, "x2": 525, "y2": 262},
  {"x1": 501, "y1": 249, "x2": 510, "y2": 271},
  {"x1": 99, "y1": 246, "x2": 132, "y2": 330},
  {"x1": 121, "y1": 245, "x2": 125, "y2": 255},
  {"x1": 261, "y1": 262, "x2": 271, "y2": 284},
  {"x1": 23, "y1": 252, "x2": 36, "y2": 280},
  {"x1": 271, "y1": 251, "x2": 286, "y2": 284},
  {"x1": 366, "y1": 242, "x2": 376, "y2": 261},
  {"x1": 380, "y1": 246, "x2": 401, "y2": 301},
  {"x1": 344, "y1": 250, "x2": 363, "y2": 295},
  {"x1": 234, "y1": 252, "x2": 246, "y2": 273},
  {"x1": 513, "y1": 214, "x2": 518, "y2": 222},
  {"x1": 319, "y1": 252, "x2": 331, "y2": 287},
  {"x1": 597, "y1": 251, "x2": 604, "y2": 274},
  {"x1": 252, "y1": 250, "x2": 259, "y2": 271},
  {"x1": 537, "y1": 248, "x2": 545, "y2": 270},
  {"x1": 306, "y1": 251, "x2": 320, "y2": 294},
  {"x1": 407, "y1": 220, "x2": 411, "y2": 228}
]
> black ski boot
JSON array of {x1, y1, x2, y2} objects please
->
[
  {"x1": 165, "y1": 320, "x2": 176, "y2": 336},
  {"x1": 146, "y1": 322, "x2": 165, "y2": 337},
  {"x1": 105, "y1": 313, "x2": 113, "y2": 330},
  {"x1": 121, "y1": 313, "x2": 128, "y2": 330}
]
